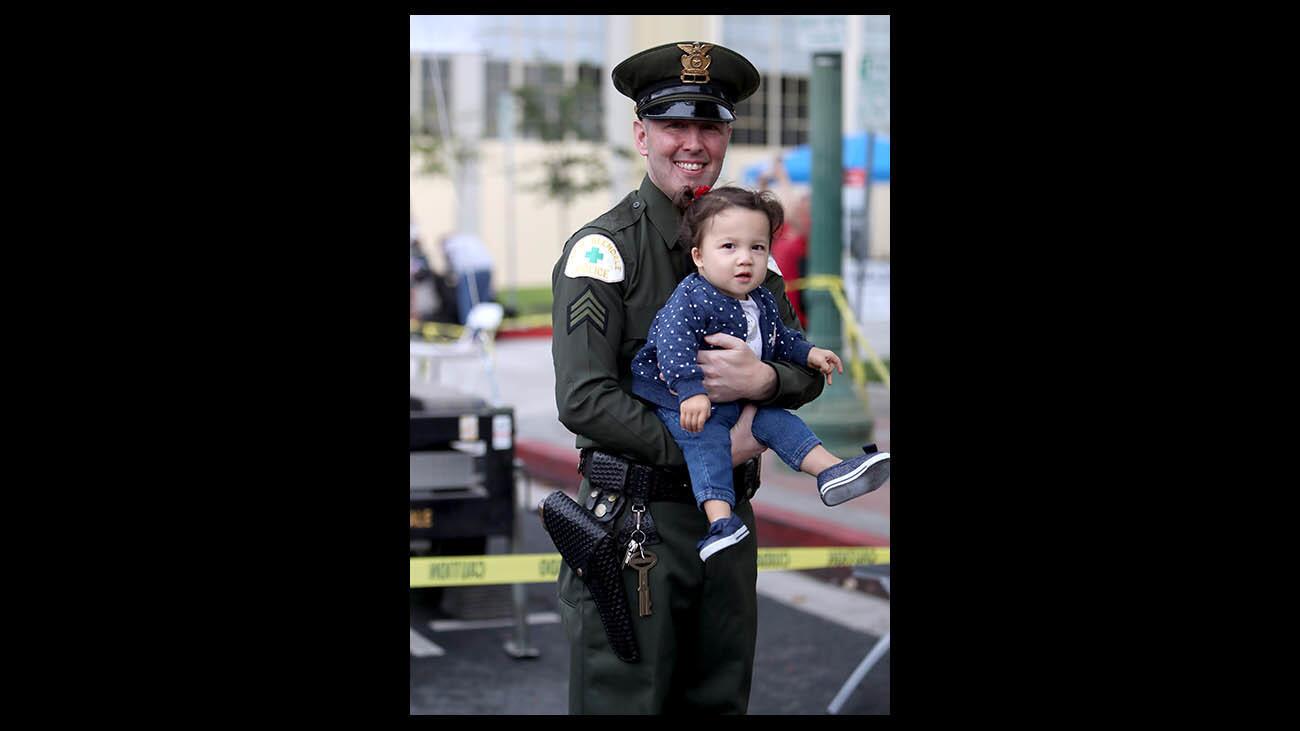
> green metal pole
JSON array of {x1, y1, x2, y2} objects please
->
[
  {"x1": 799, "y1": 51, "x2": 873, "y2": 459},
  {"x1": 808, "y1": 52, "x2": 843, "y2": 353}
]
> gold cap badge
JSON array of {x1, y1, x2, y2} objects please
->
[{"x1": 677, "y1": 42, "x2": 714, "y2": 84}]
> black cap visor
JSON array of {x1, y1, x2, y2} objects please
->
[{"x1": 638, "y1": 99, "x2": 736, "y2": 122}]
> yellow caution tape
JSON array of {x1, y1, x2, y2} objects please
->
[
  {"x1": 410, "y1": 313, "x2": 555, "y2": 342},
  {"x1": 786, "y1": 275, "x2": 890, "y2": 390},
  {"x1": 410, "y1": 546, "x2": 890, "y2": 588},
  {"x1": 411, "y1": 553, "x2": 565, "y2": 588},
  {"x1": 754, "y1": 546, "x2": 890, "y2": 572}
]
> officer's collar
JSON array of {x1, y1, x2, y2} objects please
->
[{"x1": 638, "y1": 176, "x2": 683, "y2": 250}]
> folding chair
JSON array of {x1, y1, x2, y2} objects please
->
[{"x1": 409, "y1": 302, "x2": 504, "y2": 403}]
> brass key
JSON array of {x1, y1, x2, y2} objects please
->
[{"x1": 628, "y1": 551, "x2": 657, "y2": 617}]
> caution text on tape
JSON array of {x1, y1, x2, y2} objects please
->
[{"x1": 409, "y1": 547, "x2": 889, "y2": 588}]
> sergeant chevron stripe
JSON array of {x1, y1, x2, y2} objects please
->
[{"x1": 567, "y1": 287, "x2": 607, "y2": 334}]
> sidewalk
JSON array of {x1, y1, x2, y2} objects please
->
[{"x1": 437, "y1": 332, "x2": 890, "y2": 548}]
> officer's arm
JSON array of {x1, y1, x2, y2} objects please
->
[
  {"x1": 551, "y1": 237, "x2": 686, "y2": 468},
  {"x1": 758, "y1": 271, "x2": 825, "y2": 409},
  {"x1": 768, "y1": 293, "x2": 815, "y2": 370}
]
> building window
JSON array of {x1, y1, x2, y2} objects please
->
[
  {"x1": 514, "y1": 62, "x2": 604, "y2": 142},
  {"x1": 575, "y1": 63, "x2": 604, "y2": 142},
  {"x1": 484, "y1": 61, "x2": 511, "y2": 139},
  {"x1": 520, "y1": 63, "x2": 565, "y2": 140},
  {"x1": 780, "y1": 75, "x2": 810, "y2": 147},
  {"x1": 414, "y1": 55, "x2": 453, "y2": 137},
  {"x1": 730, "y1": 78, "x2": 767, "y2": 145}
]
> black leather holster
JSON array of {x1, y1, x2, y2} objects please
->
[
  {"x1": 540, "y1": 490, "x2": 639, "y2": 662},
  {"x1": 540, "y1": 450, "x2": 762, "y2": 663}
]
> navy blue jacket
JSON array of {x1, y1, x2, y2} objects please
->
[{"x1": 631, "y1": 273, "x2": 816, "y2": 410}]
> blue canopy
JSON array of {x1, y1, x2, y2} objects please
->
[{"x1": 742, "y1": 132, "x2": 890, "y2": 186}]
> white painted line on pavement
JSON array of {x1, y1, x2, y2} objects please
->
[
  {"x1": 757, "y1": 571, "x2": 890, "y2": 637},
  {"x1": 429, "y1": 611, "x2": 561, "y2": 633},
  {"x1": 410, "y1": 628, "x2": 446, "y2": 657}
]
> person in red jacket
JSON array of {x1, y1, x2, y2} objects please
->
[
  {"x1": 770, "y1": 193, "x2": 810, "y2": 328},
  {"x1": 759, "y1": 158, "x2": 810, "y2": 328}
]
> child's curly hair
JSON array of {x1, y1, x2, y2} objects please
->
[{"x1": 671, "y1": 185, "x2": 785, "y2": 251}]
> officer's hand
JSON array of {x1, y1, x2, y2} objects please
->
[
  {"x1": 698, "y1": 333, "x2": 778, "y2": 403},
  {"x1": 679, "y1": 394, "x2": 712, "y2": 433},
  {"x1": 730, "y1": 403, "x2": 768, "y2": 466}
]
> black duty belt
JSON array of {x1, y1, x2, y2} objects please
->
[{"x1": 578, "y1": 448, "x2": 762, "y2": 504}]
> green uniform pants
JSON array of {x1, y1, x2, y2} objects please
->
[{"x1": 557, "y1": 482, "x2": 759, "y2": 714}]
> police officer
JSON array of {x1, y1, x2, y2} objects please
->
[{"x1": 550, "y1": 41, "x2": 825, "y2": 714}]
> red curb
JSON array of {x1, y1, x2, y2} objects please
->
[
  {"x1": 514, "y1": 438, "x2": 582, "y2": 492},
  {"x1": 750, "y1": 502, "x2": 889, "y2": 548},
  {"x1": 496, "y1": 326, "x2": 553, "y2": 340},
  {"x1": 514, "y1": 438, "x2": 888, "y2": 548}
]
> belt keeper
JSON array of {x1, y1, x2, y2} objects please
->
[
  {"x1": 584, "y1": 449, "x2": 629, "y2": 492},
  {"x1": 626, "y1": 464, "x2": 653, "y2": 501}
]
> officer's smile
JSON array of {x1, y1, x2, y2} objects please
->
[{"x1": 635, "y1": 118, "x2": 730, "y2": 194}]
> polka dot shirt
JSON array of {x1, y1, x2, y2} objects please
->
[{"x1": 630, "y1": 273, "x2": 816, "y2": 409}]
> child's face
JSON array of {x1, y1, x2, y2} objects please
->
[{"x1": 691, "y1": 207, "x2": 771, "y2": 300}]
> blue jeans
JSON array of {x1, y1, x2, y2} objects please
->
[
  {"x1": 655, "y1": 403, "x2": 823, "y2": 509},
  {"x1": 455, "y1": 269, "x2": 493, "y2": 324}
]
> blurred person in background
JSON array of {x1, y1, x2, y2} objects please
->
[
  {"x1": 410, "y1": 220, "x2": 442, "y2": 324},
  {"x1": 441, "y1": 231, "x2": 495, "y2": 324},
  {"x1": 758, "y1": 157, "x2": 810, "y2": 328},
  {"x1": 548, "y1": 41, "x2": 824, "y2": 715}
]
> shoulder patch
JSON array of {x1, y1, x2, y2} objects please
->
[
  {"x1": 564, "y1": 234, "x2": 625, "y2": 283},
  {"x1": 767, "y1": 257, "x2": 783, "y2": 276}
]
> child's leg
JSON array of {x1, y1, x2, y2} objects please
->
[
  {"x1": 796, "y1": 444, "x2": 842, "y2": 476},
  {"x1": 702, "y1": 499, "x2": 732, "y2": 523},
  {"x1": 655, "y1": 404, "x2": 741, "y2": 514},
  {"x1": 751, "y1": 406, "x2": 890, "y2": 505},
  {"x1": 750, "y1": 406, "x2": 825, "y2": 473}
]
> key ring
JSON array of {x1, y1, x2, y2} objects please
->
[{"x1": 631, "y1": 504, "x2": 646, "y2": 542}]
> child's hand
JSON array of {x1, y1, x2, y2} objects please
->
[
  {"x1": 679, "y1": 394, "x2": 712, "y2": 432},
  {"x1": 808, "y1": 347, "x2": 844, "y2": 385}
]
